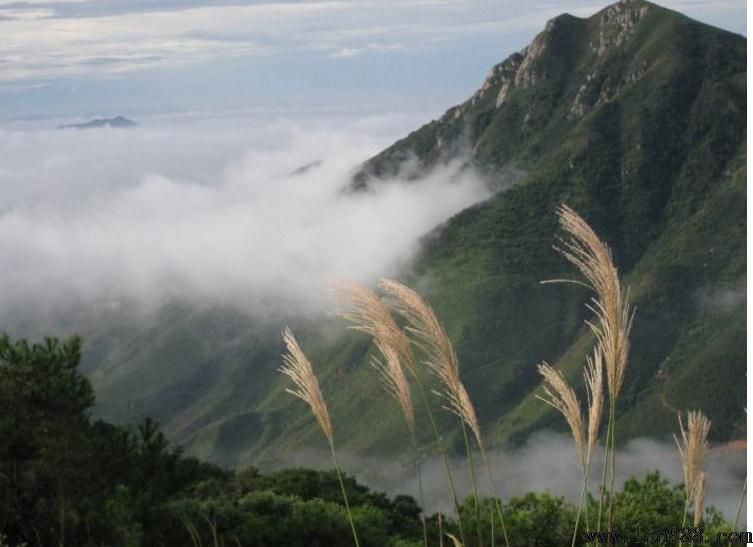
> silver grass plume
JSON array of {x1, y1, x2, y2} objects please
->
[{"x1": 379, "y1": 278, "x2": 482, "y2": 447}]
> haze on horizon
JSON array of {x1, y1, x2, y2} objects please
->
[{"x1": 0, "y1": 0, "x2": 746, "y2": 122}]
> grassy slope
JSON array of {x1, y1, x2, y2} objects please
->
[{"x1": 83, "y1": 0, "x2": 746, "y2": 464}]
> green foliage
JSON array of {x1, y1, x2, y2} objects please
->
[
  {"x1": 503, "y1": 492, "x2": 576, "y2": 546},
  {"x1": 610, "y1": 472, "x2": 686, "y2": 534},
  {"x1": 608, "y1": 472, "x2": 731, "y2": 546},
  {"x1": 0, "y1": 334, "x2": 225, "y2": 546},
  {"x1": 0, "y1": 335, "x2": 735, "y2": 545}
]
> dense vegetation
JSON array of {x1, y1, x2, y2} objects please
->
[{"x1": 0, "y1": 334, "x2": 739, "y2": 546}]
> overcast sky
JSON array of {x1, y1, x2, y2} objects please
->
[{"x1": 0, "y1": 0, "x2": 746, "y2": 120}]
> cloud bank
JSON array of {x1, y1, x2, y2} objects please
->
[
  {"x1": 1, "y1": 0, "x2": 743, "y2": 85},
  {"x1": 277, "y1": 432, "x2": 747, "y2": 524},
  {"x1": 0, "y1": 113, "x2": 490, "y2": 330}
]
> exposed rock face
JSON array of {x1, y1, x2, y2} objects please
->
[
  {"x1": 463, "y1": 0, "x2": 653, "y2": 118},
  {"x1": 594, "y1": 0, "x2": 652, "y2": 55},
  {"x1": 570, "y1": 0, "x2": 652, "y2": 117},
  {"x1": 353, "y1": 0, "x2": 739, "y2": 193}
]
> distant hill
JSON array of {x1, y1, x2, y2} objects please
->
[
  {"x1": 57, "y1": 116, "x2": 137, "y2": 130},
  {"x1": 82, "y1": 0, "x2": 746, "y2": 467}
]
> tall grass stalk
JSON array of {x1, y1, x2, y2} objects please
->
[
  {"x1": 607, "y1": 399, "x2": 618, "y2": 532},
  {"x1": 380, "y1": 278, "x2": 510, "y2": 547},
  {"x1": 595, "y1": 418, "x2": 610, "y2": 532},
  {"x1": 411, "y1": 429, "x2": 429, "y2": 547},
  {"x1": 478, "y1": 447, "x2": 510, "y2": 547},
  {"x1": 674, "y1": 410, "x2": 711, "y2": 547},
  {"x1": 489, "y1": 502, "x2": 495, "y2": 546},
  {"x1": 537, "y1": 346, "x2": 603, "y2": 547},
  {"x1": 331, "y1": 280, "x2": 463, "y2": 545},
  {"x1": 546, "y1": 204, "x2": 634, "y2": 532},
  {"x1": 279, "y1": 328, "x2": 361, "y2": 547},
  {"x1": 438, "y1": 507, "x2": 444, "y2": 547},
  {"x1": 460, "y1": 418, "x2": 484, "y2": 547},
  {"x1": 691, "y1": 472, "x2": 706, "y2": 547},
  {"x1": 177, "y1": 513, "x2": 202, "y2": 547},
  {"x1": 369, "y1": 339, "x2": 429, "y2": 547}
]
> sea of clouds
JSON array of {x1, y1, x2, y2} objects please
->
[{"x1": 0, "y1": 111, "x2": 490, "y2": 331}]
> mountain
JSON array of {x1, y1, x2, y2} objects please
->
[
  {"x1": 81, "y1": 0, "x2": 746, "y2": 467},
  {"x1": 58, "y1": 115, "x2": 137, "y2": 130}
]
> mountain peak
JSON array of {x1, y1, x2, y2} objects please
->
[
  {"x1": 589, "y1": 0, "x2": 654, "y2": 53},
  {"x1": 57, "y1": 116, "x2": 137, "y2": 130},
  {"x1": 452, "y1": 1, "x2": 659, "y2": 119},
  {"x1": 354, "y1": 0, "x2": 743, "y2": 189}
]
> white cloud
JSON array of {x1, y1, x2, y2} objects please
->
[
  {"x1": 330, "y1": 47, "x2": 363, "y2": 58},
  {"x1": 0, "y1": 0, "x2": 743, "y2": 85},
  {"x1": 280, "y1": 432, "x2": 747, "y2": 524},
  {"x1": 0, "y1": 113, "x2": 490, "y2": 326},
  {"x1": 329, "y1": 42, "x2": 405, "y2": 58},
  {"x1": 0, "y1": 2, "x2": 353, "y2": 81}
]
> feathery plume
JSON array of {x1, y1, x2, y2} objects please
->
[
  {"x1": 538, "y1": 346, "x2": 605, "y2": 547},
  {"x1": 279, "y1": 327, "x2": 333, "y2": 443},
  {"x1": 379, "y1": 278, "x2": 482, "y2": 447},
  {"x1": 331, "y1": 280, "x2": 417, "y2": 378},
  {"x1": 279, "y1": 327, "x2": 362, "y2": 547},
  {"x1": 331, "y1": 280, "x2": 417, "y2": 435},
  {"x1": 584, "y1": 347, "x2": 604, "y2": 465},
  {"x1": 674, "y1": 410, "x2": 711, "y2": 502},
  {"x1": 371, "y1": 338, "x2": 415, "y2": 433},
  {"x1": 537, "y1": 363, "x2": 587, "y2": 469},
  {"x1": 551, "y1": 204, "x2": 634, "y2": 401}
]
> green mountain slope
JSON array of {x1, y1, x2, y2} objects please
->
[
  {"x1": 83, "y1": 0, "x2": 746, "y2": 466},
  {"x1": 351, "y1": 0, "x2": 746, "y2": 445}
]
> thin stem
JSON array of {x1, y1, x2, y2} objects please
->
[
  {"x1": 728, "y1": 478, "x2": 746, "y2": 547},
  {"x1": 411, "y1": 429, "x2": 429, "y2": 547},
  {"x1": 438, "y1": 510, "x2": 444, "y2": 547},
  {"x1": 678, "y1": 497, "x2": 689, "y2": 547},
  {"x1": 178, "y1": 514, "x2": 202, "y2": 547},
  {"x1": 199, "y1": 512, "x2": 219, "y2": 547},
  {"x1": 584, "y1": 473, "x2": 590, "y2": 531},
  {"x1": 479, "y1": 446, "x2": 510, "y2": 547},
  {"x1": 417, "y1": 379, "x2": 467, "y2": 546},
  {"x1": 607, "y1": 399, "x2": 617, "y2": 532},
  {"x1": 572, "y1": 470, "x2": 589, "y2": 547},
  {"x1": 460, "y1": 419, "x2": 483, "y2": 547},
  {"x1": 596, "y1": 409, "x2": 612, "y2": 532},
  {"x1": 329, "y1": 440, "x2": 361, "y2": 547},
  {"x1": 490, "y1": 503, "x2": 495, "y2": 546}
]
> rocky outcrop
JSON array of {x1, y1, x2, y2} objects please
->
[{"x1": 569, "y1": 0, "x2": 652, "y2": 117}]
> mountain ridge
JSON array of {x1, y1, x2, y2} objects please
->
[
  {"x1": 57, "y1": 115, "x2": 137, "y2": 130},
  {"x1": 80, "y1": 0, "x2": 746, "y2": 467}
]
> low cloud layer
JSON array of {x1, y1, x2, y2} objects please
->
[
  {"x1": 277, "y1": 432, "x2": 747, "y2": 524},
  {"x1": 0, "y1": 113, "x2": 490, "y2": 330}
]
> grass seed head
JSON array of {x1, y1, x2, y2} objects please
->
[
  {"x1": 379, "y1": 278, "x2": 483, "y2": 447},
  {"x1": 279, "y1": 327, "x2": 334, "y2": 444}
]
